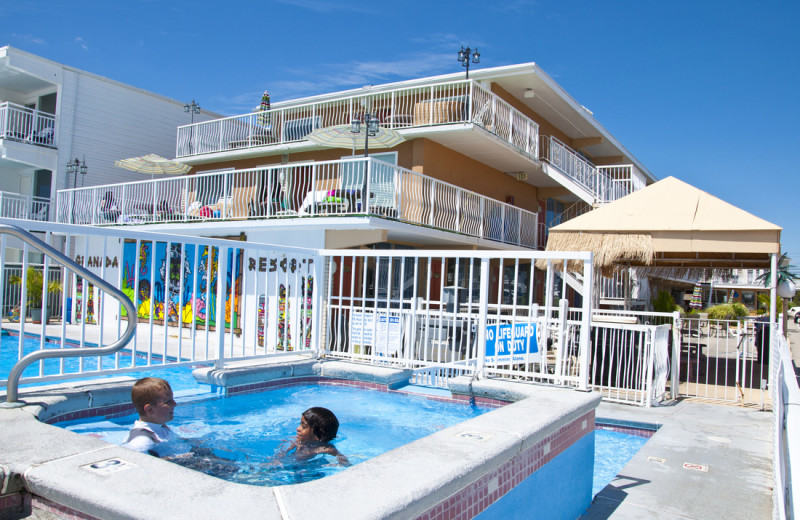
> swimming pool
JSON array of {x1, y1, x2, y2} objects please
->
[
  {"x1": 58, "y1": 383, "x2": 494, "y2": 486},
  {"x1": 0, "y1": 333, "x2": 211, "y2": 393}
]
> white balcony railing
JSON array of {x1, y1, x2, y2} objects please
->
[
  {"x1": 0, "y1": 192, "x2": 51, "y2": 221},
  {"x1": 540, "y1": 136, "x2": 632, "y2": 204},
  {"x1": 56, "y1": 158, "x2": 538, "y2": 248},
  {"x1": 597, "y1": 164, "x2": 646, "y2": 199},
  {"x1": 0, "y1": 102, "x2": 56, "y2": 148},
  {"x1": 176, "y1": 81, "x2": 539, "y2": 162}
]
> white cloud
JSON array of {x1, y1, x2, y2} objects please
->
[
  {"x1": 271, "y1": 0, "x2": 375, "y2": 14},
  {"x1": 8, "y1": 33, "x2": 46, "y2": 45},
  {"x1": 75, "y1": 37, "x2": 88, "y2": 51}
]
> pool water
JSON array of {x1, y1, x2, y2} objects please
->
[
  {"x1": 60, "y1": 384, "x2": 492, "y2": 486},
  {"x1": 0, "y1": 334, "x2": 210, "y2": 393},
  {"x1": 593, "y1": 428, "x2": 649, "y2": 496}
]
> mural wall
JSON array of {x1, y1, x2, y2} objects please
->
[{"x1": 120, "y1": 241, "x2": 242, "y2": 329}]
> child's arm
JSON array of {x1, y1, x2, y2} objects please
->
[{"x1": 320, "y1": 445, "x2": 350, "y2": 466}]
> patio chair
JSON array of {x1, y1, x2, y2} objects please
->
[{"x1": 698, "y1": 313, "x2": 710, "y2": 336}]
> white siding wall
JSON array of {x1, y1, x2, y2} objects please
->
[{"x1": 56, "y1": 68, "x2": 214, "y2": 191}]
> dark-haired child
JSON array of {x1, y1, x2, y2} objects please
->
[{"x1": 288, "y1": 407, "x2": 350, "y2": 466}]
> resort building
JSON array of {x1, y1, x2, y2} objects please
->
[
  {"x1": 0, "y1": 46, "x2": 217, "y2": 231},
  {"x1": 57, "y1": 62, "x2": 656, "y2": 253}
]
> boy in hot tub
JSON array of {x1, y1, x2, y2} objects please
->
[
  {"x1": 122, "y1": 377, "x2": 236, "y2": 476},
  {"x1": 286, "y1": 407, "x2": 350, "y2": 466}
]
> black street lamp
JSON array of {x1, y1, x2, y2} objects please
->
[
  {"x1": 351, "y1": 114, "x2": 380, "y2": 211},
  {"x1": 457, "y1": 46, "x2": 481, "y2": 79},
  {"x1": 184, "y1": 100, "x2": 201, "y2": 154},
  {"x1": 66, "y1": 156, "x2": 87, "y2": 189},
  {"x1": 184, "y1": 99, "x2": 201, "y2": 123}
]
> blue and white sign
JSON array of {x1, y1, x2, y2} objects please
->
[
  {"x1": 485, "y1": 322, "x2": 540, "y2": 364},
  {"x1": 350, "y1": 310, "x2": 402, "y2": 356}
]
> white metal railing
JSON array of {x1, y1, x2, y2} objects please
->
[
  {"x1": 0, "y1": 101, "x2": 56, "y2": 148},
  {"x1": 55, "y1": 158, "x2": 539, "y2": 248},
  {"x1": 322, "y1": 250, "x2": 594, "y2": 390},
  {"x1": 2, "y1": 264, "x2": 64, "y2": 321},
  {"x1": 597, "y1": 164, "x2": 646, "y2": 197},
  {"x1": 0, "y1": 220, "x2": 320, "y2": 388},
  {"x1": 0, "y1": 192, "x2": 51, "y2": 221},
  {"x1": 590, "y1": 309, "x2": 773, "y2": 407},
  {"x1": 540, "y1": 136, "x2": 626, "y2": 204},
  {"x1": 176, "y1": 81, "x2": 539, "y2": 161},
  {"x1": 589, "y1": 322, "x2": 670, "y2": 406},
  {"x1": 773, "y1": 330, "x2": 800, "y2": 520}
]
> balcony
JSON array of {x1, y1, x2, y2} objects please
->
[
  {"x1": 56, "y1": 158, "x2": 538, "y2": 249},
  {"x1": 0, "y1": 102, "x2": 56, "y2": 148},
  {"x1": 540, "y1": 136, "x2": 641, "y2": 205},
  {"x1": 176, "y1": 80, "x2": 539, "y2": 163},
  {"x1": 0, "y1": 191, "x2": 50, "y2": 221}
]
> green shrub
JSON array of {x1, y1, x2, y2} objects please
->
[
  {"x1": 705, "y1": 303, "x2": 749, "y2": 320},
  {"x1": 652, "y1": 290, "x2": 682, "y2": 314}
]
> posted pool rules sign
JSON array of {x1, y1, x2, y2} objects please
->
[{"x1": 484, "y1": 323, "x2": 540, "y2": 363}]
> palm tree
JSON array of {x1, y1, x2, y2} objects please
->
[
  {"x1": 757, "y1": 253, "x2": 799, "y2": 333},
  {"x1": 755, "y1": 253, "x2": 799, "y2": 287}
]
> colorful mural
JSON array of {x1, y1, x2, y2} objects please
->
[{"x1": 121, "y1": 241, "x2": 241, "y2": 329}]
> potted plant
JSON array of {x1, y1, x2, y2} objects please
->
[{"x1": 10, "y1": 267, "x2": 63, "y2": 323}]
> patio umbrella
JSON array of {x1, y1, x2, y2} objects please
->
[
  {"x1": 306, "y1": 124, "x2": 405, "y2": 155},
  {"x1": 690, "y1": 283, "x2": 703, "y2": 309},
  {"x1": 114, "y1": 154, "x2": 192, "y2": 179},
  {"x1": 257, "y1": 90, "x2": 270, "y2": 127}
]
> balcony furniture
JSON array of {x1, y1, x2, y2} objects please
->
[
  {"x1": 26, "y1": 126, "x2": 55, "y2": 146},
  {"x1": 413, "y1": 96, "x2": 467, "y2": 125},
  {"x1": 282, "y1": 116, "x2": 321, "y2": 141},
  {"x1": 228, "y1": 130, "x2": 274, "y2": 149}
]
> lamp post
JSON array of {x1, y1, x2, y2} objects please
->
[
  {"x1": 66, "y1": 157, "x2": 87, "y2": 223},
  {"x1": 778, "y1": 279, "x2": 796, "y2": 335},
  {"x1": 184, "y1": 99, "x2": 201, "y2": 123},
  {"x1": 351, "y1": 114, "x2": 380, "y2": 212},
  {"x1": 66, "y1": 157, "x2": 87, "y2": 190},
  {"x1": 184, "y1": 100, "x2": 201, "y2": 154},
  {"x1": 457, "y1": 46, "x2": 480, "y2": 79}
]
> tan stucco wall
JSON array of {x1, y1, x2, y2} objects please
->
[
  {"x1": 408, "y1": 139, "x2": 539, "y2": 213},
  {"x1": 490, "y1": 84, "x2": 571, "y2": 145}
]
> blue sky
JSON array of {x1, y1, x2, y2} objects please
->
[{"x1": 3, "y1": 0, "x2": 799, "y2": 262}]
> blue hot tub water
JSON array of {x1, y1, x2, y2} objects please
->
[
  {"x1": 57, "y1": 382, "x2": 650, "y2": 493},
  {"x1": 61, "y1": 384, "x2": 492, "y2": 486}
]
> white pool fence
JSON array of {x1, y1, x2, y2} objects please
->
[{"x1": 0, "y1": 219, "x2": 774, "y2": 410}]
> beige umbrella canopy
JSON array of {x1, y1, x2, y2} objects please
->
[
  {"x1": 115, "y1": 154, "x2": 192, "y2": 178},
  {"x1": 306, "y1": 124, "x2": 405, "y2": 155},
  {"x1": 539, "y1": 176, "x2": 782, "y2": 274}
]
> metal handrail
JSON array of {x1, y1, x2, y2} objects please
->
[{"x1": 0, "y1": 224, "x2": 138, "y2": 405}]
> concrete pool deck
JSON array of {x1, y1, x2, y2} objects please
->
[
  {"x1": 584, "y1": 399, "x2": 773, "y2": 519},
  {"x1": 582, "y1": 320, "x2": 800, "y2": 519}
]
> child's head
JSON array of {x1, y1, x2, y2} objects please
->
[
  {"x1": 131, "y1": 377, "x2": 175, "y2": 424},
  {"x1": 300, "y1": 407, "x2": 339, "y2": 443}
]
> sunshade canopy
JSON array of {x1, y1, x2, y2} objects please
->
[
  {"x1": 114, "y1": 154, "x2": 192, "y2": 175},
  {"x1": 543, "y1": 176, "x2": 781, "y2": 271},
  {"x1": 307, "y1": 124, "x2": 405, "y2": 152}
]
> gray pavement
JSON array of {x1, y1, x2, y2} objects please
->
[{"x1": 580, "y1": 319, "x2": 800, "y2": 520}]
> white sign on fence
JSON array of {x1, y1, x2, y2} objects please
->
[
  {"x1": 350, "y1": 310, "x2": 402, "y2": 356},
  {"x1": 484, "y1": 322, "x2": 540, "y2": 364}
]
